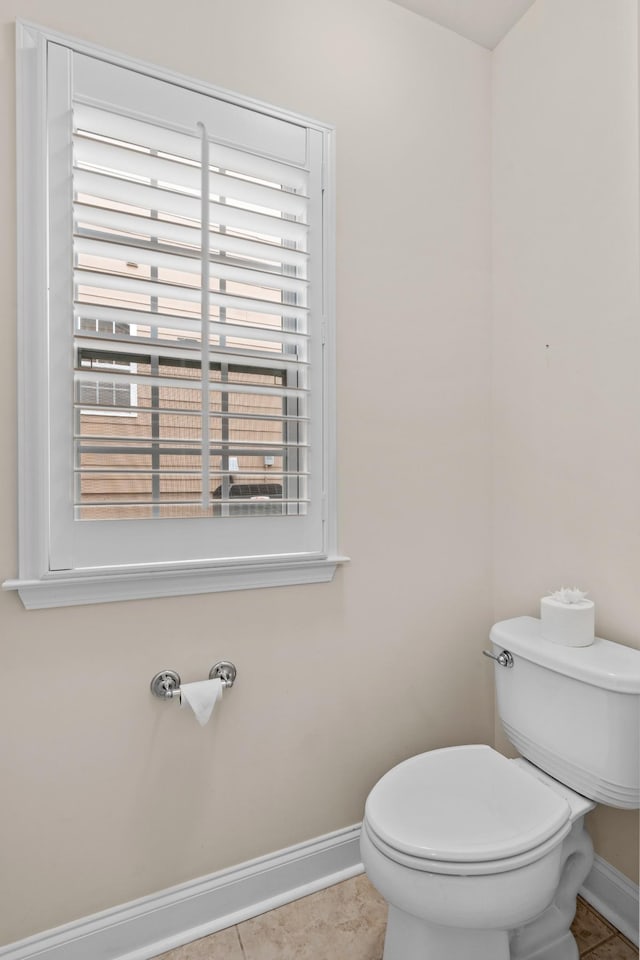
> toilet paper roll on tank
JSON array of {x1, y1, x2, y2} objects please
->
[{"x1": 540, "y1": 588, "x2": 595, "y2": 647}]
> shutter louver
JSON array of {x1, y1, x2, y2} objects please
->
[{"x1": 72, "y1": 105, "x2": 310, "y2": 521}]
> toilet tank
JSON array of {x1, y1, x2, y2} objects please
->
[{"x1": 490, "y1": 617, "x2": 640, "y2": 809}]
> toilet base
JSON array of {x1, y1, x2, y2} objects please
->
[
  {"x1": 384, "y1": 905, "x2": 510, "y2": 960},
  {"x1": 513, "y1": 931, "x2": 578, "y2": 960},
  {"x1": 510, "y1": 816, "x2": 594, "y2": 960}
]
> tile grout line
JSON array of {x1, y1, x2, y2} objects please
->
[
  {"x1": 580, "y1": 932, "x2": 638, "y2": 957},
  {"x1": 580, "y1": 933, "x2": 615, "y2": 956},
  {"x1": 234, "y1": 924, "x2": 247, "y2": 959}
]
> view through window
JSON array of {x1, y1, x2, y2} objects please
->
[{"x1": 73, "y1": 107, "x2": 309, "y2": 521}]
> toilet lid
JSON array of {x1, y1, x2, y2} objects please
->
[{"x1": 365, "y1": 745, "x2": 570, "y2": 863}]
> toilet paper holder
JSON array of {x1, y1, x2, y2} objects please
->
[{"x1": 150, "y1": 661, "x2": 237, "y2": 699}]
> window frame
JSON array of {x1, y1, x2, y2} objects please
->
[{"x1": 4, "y1": 21, "x2": 345, "y2": 609}]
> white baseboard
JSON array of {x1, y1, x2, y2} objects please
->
[
  {"x1": 580, "y1": 853, "x2": 639, "y2": 946},
  {"x1": 0, "y1": 825, "x2": 363, "y2": 960},
  {"x1": 2, "y1": 824, "x2": 636, "y2": 960}
]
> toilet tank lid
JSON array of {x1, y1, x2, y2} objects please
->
[{"x1": 490, "y1": 617, "x2": 640, "y2": 694}]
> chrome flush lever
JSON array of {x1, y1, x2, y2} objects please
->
[{"x1": 482, "y1": 649, "x2": 514, "y2": 668}]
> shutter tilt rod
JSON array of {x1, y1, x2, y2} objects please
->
[{"x1": 198, "y1": 121, "x2": 211, "y2": 509}]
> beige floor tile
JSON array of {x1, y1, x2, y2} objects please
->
[
  {"x1": 583, "y1": 936, "x2": 639, "y2": 960},
  {"x1": 571, "y1": 898, "x2": 616, "y2": 954},
  {"x1": 154, "y1": 924, "x2": 245, "y2": 960},
  {"x1": 149, "y1": 877, "x2": 637, "y2": 960},
  {"x1": 237, "y1": 874, "x2": 387, "y2": 960}
]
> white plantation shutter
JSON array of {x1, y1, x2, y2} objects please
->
[
  {"x1": 44, "y1": 42, "x2": 329, "y2": 572},
  {"x1": 72, "y1": 106, "x2": 310, "y2": 513}
]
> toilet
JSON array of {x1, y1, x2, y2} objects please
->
[{"x1": 361, "y1": 616, "x2": 640, "y2": 960}]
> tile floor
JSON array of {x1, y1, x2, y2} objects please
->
[
  {"x1": 156, "y1": 874, "x2": 638, "y2": 959},
  {"x1": 571, "y1": 898, "x2": 638, "y2": 959}
]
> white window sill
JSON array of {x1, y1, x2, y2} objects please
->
[{"x1": 3, "y1": 555, "x2": 349, "y2": 609}]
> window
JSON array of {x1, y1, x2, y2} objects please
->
[
  {"x1": 5, "y1": 23, "x2": 342, "y2": 608},
  {"x1": 79, "y1": 319, "x2": 138, "y2": 414}
]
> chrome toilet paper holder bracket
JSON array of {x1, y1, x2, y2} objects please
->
[{"x1": 150, "y1": 661, "x2": 237, "y2": 699}]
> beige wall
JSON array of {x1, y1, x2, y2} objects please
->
[
  {"x1": 0, "y1": 0, "x2": 494, "y2": 944},
  {"x1": 492, "y1": 0, "x2": 640, "y2": 883}
]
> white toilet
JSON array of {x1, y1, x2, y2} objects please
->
[{"x1": 361, "y1": 616, "x2": 640, "y2": 960}]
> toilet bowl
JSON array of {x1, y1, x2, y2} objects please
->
[{"x1": 361, "y1": 745, "x2": 594, "y2": 960}]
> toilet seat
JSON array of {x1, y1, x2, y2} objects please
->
[
  {"x1": 363, "y1": 816, "x2": 571, "y2": 876},
  {"x1": 363, "y1": 744, "x2": 572, "y2": 876}
]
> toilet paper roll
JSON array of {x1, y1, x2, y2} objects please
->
[
  {"x1": 179, "y1": 678, "x2": 223, "y2": 726},
  {"x1": 540, "y1": 596, "x2": 595, "y2": 647}
]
